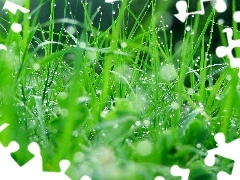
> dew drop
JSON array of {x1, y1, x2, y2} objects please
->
[
  {"x1": 79, "y1": 42, "x2": 86, "y2": 48},
  {"x1": 136, "y1": 140, "x2": 152, "y2": 156},
  {"x1": 171, "y1": 102, "x2": 180, "y2": 110},
  {"x1": 159, "y1": 64, "x2": 177, "y2": 82},
  {"x1": 11, "y1": 23, "x2": 22, "y2": 33},
  {"x1": 186, "y1": 25, "x2": 191, "y2": 32}
]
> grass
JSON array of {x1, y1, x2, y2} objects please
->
[{"x1": 0, "y1": 0, "x2": 240, "y2": 179}]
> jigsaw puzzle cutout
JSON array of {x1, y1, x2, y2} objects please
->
[
  {"x1": 204, "y1": 132, "x2": 240, "y2": 180},
  {"x1": 153, "y1": 131, "x2": 240, "y2": 180},
  {"x1": 0, "y1": 124, "x2": 71, "y2": 180},
  {"x1": 233, "y1": 11, "x2": 240, "y2": 23},
  {"x1": 175, "y1": 0, "x2": 227, "y2": 22},
  {"x1": 175, "y1": 0, "x2": 240, "y2": 78},
  {"x1": 105, "y1": 0, "x2": 120, "y2": 3},
  {"x1": 153, "y1": 165, "x2": 190, "y2": 180},
  {"x1": 171, "y1": 165, "x2": 190, "y2": 180},
  {"x1": 215, "y1": 11, "x2": 240, "y2": 78},
  {"x1": 2, "y1": 0, "x2": 30, "y2": 33},
  {"x1": 0, "y1": 0, "x2": 30, "y2": 50},
  {"x1": 0, "y1": 44, "x2": 7, "y2": 51},
  {"x1": 215, "y1": 28, "x2": 240, "y2": 72}
]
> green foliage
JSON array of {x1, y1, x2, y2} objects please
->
[{"x1": 0, "y1": 0, "x2": 240, "y2": 179}]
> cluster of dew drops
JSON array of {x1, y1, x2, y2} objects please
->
[{"x1": 3, "y1": 0, "x2": 236, "y2": 155}]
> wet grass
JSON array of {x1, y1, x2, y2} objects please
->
[{"x1": 0, "y1": 0, "x2": 240, "y2": 179}]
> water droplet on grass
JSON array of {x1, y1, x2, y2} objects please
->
[
  {"x1": 120, "y1": 42, "x2": 127, "y2": 48},
  {"x1": 143, "y1": 120, "x2": 150, "y2": 127},
  {"x1": 186, "y1": 25, "x2": 191, "y2": 32},
  {"x1": 213, "y1": 0, "x2": 227, "y2": 13},
  {"x1": 215, "y1": 95, "x2": 222, "y2": 100},
  {"x1": 87, "y1": 50, "x2": 97, "y2": 60},
  {"x1": 136, "y1": 140, "x2": 152, "y2": 156},
  {"x1": 196, "y1": 144, "x2": 201, "y2": 148},
  {"x1": 113, "y1": 123, "x2": 118, "y2": 128},
  {"x1": 11, "y1": 23, "x2": 22, "y2": 33},
  {"x1": 171, "y1": 102, "x2": 180, "y2": 110},
  {"x1": 77, "y1": 96, "x2": 89, "y2": 103},
  {"x1": 135, "y1": 121, "x2": 141, "y2": 126},
  {"x1": 60, "y1": 108, "x2": 69, "y2": 117},
  {"x1": 79, "y1": 42, "x2": 86, "y2": 48},
  {"x1": 226, "y1": 75, "x2": 232, "y2": 81},
  {"x1": 159, "y1": 64, "x2": 177, "y2": 82},
  {"x1": 72, "y1": 130, "x2": 79, "y2": 137},
  {"x1": 198, "y1": 102, "x2": 204, "y2": 108},
  {"x1": 187, "y1": 88, "x2": 194, "y2": 95},
  {"x1": 66, "y1": 25, "x2": 76, "y2": 34},
  {"x1": 33, "y1": 63, "x2": 40, "y2": 71},
  {"x1": 58, "y1": 92, "x2": 68, "y2": 99},
  {"x1": 74, "y1": 152, "x2": 84, "y2": 163},
  {"x1": 114, "y1": 64, "x2": 133, "y2": 83}
]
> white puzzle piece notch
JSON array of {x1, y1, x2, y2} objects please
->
[
  {"x1": 2, "y1": 0, "x2": 30, "y2": 14},
  {"x1": 204, "y1": 132, "x2": 240, "y2": 180},
  {"x1": 0, "y1": 141, "x2": 20, "y2": 177},
  {"x1": 0, "y1": 126, "x2": 71, "y2": 180},
  {"x1": 0, "y1": 44, "x2": 7, "y2": 51},
  {"x1": 171, "y1": 165, "x2": 190, "y2": 180},
  {"x1": 2, "y1": 0, "x2": 30, "y2": 33},
  {"x1": 212, "y1": 0, "x2": 227, "y2": 13},
  {"x1": 105, "y1": 0, "x2": 120, "y2": 3},
  {"x1": 20, "y1": 142, "x2": 43, "y2": 176},
  {"x1": 0, "y1": 142, "x2": 71, "y2": 180},
  {"x1": 215, "y1": 28, "x2": 240, "y2": 77},
  {"x1": 233, "y1": 11, "x2": 240, "y2": 23},
  {"x1": 39, "y1": 160, "x2": 71, "y2": 180},
  {"x1": 154, "y1": 176, "x2": 165, "y2": 180},
  {"x1": 174, "y1": 0, "x2": 227, "y2": 22}
]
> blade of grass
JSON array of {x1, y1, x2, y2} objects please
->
[{"x1": 100, "y1": 0, "x2": 127, "y2": 110}]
